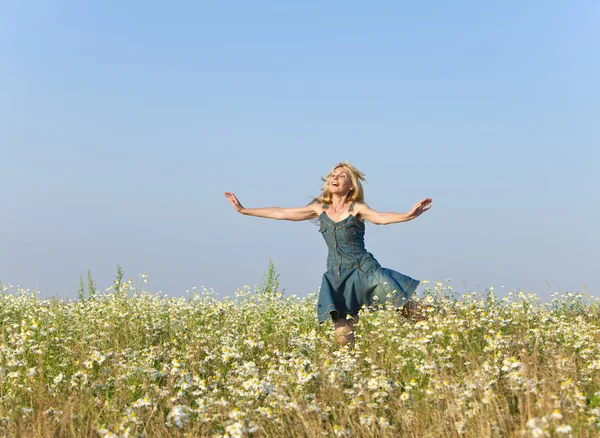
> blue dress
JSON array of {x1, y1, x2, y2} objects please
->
[{"x1": 317, "y1": 202, "x2": 419, "y2": 323}]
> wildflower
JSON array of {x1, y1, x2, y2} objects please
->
[
  {"x1": 550, "y1": 409, "x2": 563, "y2": 421},
  {"x1": 91, "y1": 351, "x2": 106, "y2": 365},
  {"x1": 377, "y1": 417, "x2": 391, "y2": 428},
  {"x1": 225, "y1": 421, "x2": 245, "y2": 438},
  {"x1": 97, "y1": 428, "x2": 117, "y2": 438},
  {"x1": 53, "y1": 373, "x2": 65, "y2": 385},
  {"x1": 333, "y1": 424, "x2": 352, "y2": 437},
  {"x1": 526, "y1": 417, "x2": 549, "y2": 438},
  {"x1": 256, "y1": 406, "x2": 275, "y2": 419},
  {"x1": 367, "y1": 378, "x2": 379, "y2": 390},
  {"x1": 132, "y1": 395, "x2": 152, "y2": 408},
  {"x1": 166, "y1": 405, "x2": 192, "y2": 428},
  {"x1": 228, "y1": 408, "x2": 245, "y2": 421},
  {"x1": 501, "y1": 357, "x2": 522, "y2": 372},
  {"x1": 560, "y1": 379, "x2": 573, "y2": 389},
  {"x1": 555, "y1": 424, "x2": 572, "y2": 434}
]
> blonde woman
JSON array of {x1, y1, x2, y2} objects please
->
[{"x1": 225, "y1": 162, "x2": 432, "y2": 346}]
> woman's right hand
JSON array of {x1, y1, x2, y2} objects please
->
[{"x1": 224, "y1": 192, "x2": 245, "y2": 213}]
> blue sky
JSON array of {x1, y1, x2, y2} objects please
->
[{"x1": 1, "y1": 1, "x2": 598, "y2": 300}]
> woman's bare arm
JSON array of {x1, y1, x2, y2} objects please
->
[
  {"x1": 224, "y1": 192, "x2": 321, "y2": 221},
  {"x1": 354, "y1": 198, "x2": 432, "y2": 225}
]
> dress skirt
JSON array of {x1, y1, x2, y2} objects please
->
[{"x1": 317, "y1": 252, "x2": 419, "y2": 323}]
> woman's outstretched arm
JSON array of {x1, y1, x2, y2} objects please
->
[
  {"x1": 224, "y1": 192, "x2": 321, "y2": 221},
  {"x1": 354, "y1": 198, "x2": 432, "y2": 225}
]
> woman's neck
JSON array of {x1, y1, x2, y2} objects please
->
[{"x1": 330, "y1": 194, "x2": 351, "y2": 211}]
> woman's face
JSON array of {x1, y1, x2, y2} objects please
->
[{"x1": 329, "y1": 167, "x2": 354, "y2": 195}]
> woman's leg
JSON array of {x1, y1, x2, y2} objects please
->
[{"x1": 334, "y1": 316, "x2": 358, "y2": 346}]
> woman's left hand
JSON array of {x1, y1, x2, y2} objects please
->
[{"x1": 408, "y1": 198, "x2": 432, "y2": 219}]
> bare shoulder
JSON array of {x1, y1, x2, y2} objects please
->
[
  {"x1": 301, "y1": 202, "x2": 324, "y2": 219},
  {"x1": 352, "y1": 202, "x2": 373, "y2": 213},
  {"x1": 309, "y1": 202, "x2": 324, "y2": 212},
  {"x1": 353, "y1": 202, "x2": 379, "y2": 223}
]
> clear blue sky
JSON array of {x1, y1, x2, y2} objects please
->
[{"x1": 1, "y1": 1, "x2": 598, "y2": 300}]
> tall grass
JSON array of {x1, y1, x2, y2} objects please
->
[{"x1": 1, "y1": 278, "x2": 599, "y2": 437}]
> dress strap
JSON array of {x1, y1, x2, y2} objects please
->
[
  {"x1": 322, "y1": 203, "x2": 330, "y2": 210},
  {"x1": 348, "y1": 202, "x2": 356, "y2": 213}
]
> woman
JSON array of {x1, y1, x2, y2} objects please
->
[{"x1": 225, "y1": 162, "x2": 432, "y2": 346}]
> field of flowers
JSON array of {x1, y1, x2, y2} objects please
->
[{"x1": 1, "y1": 277, "x2": 599, "y2": 437}]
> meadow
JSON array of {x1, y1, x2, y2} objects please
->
[{"x1": 1, "y1": 275, "x2": 599, "y2": 437}]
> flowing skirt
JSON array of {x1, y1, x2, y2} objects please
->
[{"x1": 317, "y1": 254, "x2": 419, "y2": 323}]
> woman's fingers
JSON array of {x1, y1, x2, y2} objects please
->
[
  {"x1": 224, "y1": 192, "x2": 243, "y2": 211},
  {"x1": 225, "y1": 192, "x2": 238, "y2": 201},
  {"x1": 419, "y1": 198, "x2": 432, "y2": 208},
  {"x1": 224, "y1": 192, "x2": 238, "y2": 207},
  {"x1": 412, "y1": 198, "x2": 432, "y2": 215}
]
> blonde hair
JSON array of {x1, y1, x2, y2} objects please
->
[{"x1": 313, "y1": 162, "x2": 367, "y2": 204}]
